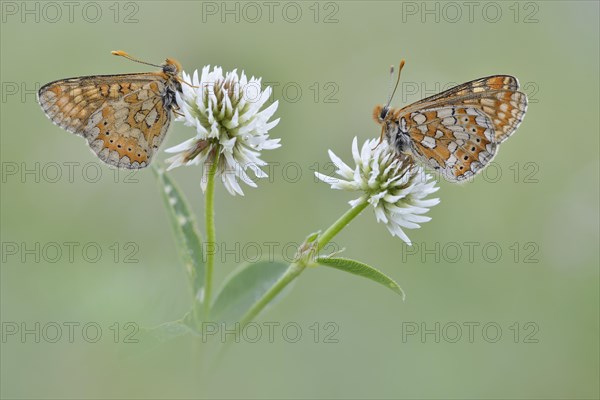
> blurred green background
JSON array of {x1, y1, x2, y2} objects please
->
[{"x1": 1, "y1": 1, "x2": 598, "y2": 398}]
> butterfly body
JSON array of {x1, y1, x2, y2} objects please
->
[
  {"x1": 374, "y1": 74, "x2": 527, "y2": 182},
  {"x1": 38, "y1": 55, "x2": 182, "y2": 169}
]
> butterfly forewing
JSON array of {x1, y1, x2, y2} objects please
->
[
  {"x1": 409, "y1": 75, "x2": 520, "y2": 107},
  {"x1": 38, "y1": 71, "x2": 178, "y2": 169},
  {"x1": 402, "y1": 75, "x2": 527, "y2": 143}
]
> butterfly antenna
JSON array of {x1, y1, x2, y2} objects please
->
[
  {"x1": 384, "y1": 65, "x2": 395, "y2": 105},
  {"x1": 373, "y1": 60, "x2": 406, "y2": 151},
  {"x1": 385, "y1": 59, "x2": 405, "y2": 108},
  {"x1": 111, "y1": 50, "x2": 162, "y2": 69}
]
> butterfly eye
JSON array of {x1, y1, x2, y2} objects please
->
[
  {"x1": 380, "y1": 106, "x2": 389, "y2": 121},
  {"x1": 163, "y1": 62, "x2": 180, "y2": 75},
  {"x1": 165, "y1": 58, "x2": 182, "y2": 74}
]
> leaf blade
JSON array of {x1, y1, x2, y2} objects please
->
[
  {"x1": 154, "y1": 166, "x2": 205, "y2": 298},
  {"x1": 212, "y1": 261, "x2": 292, "y2": 323},
  {"x1": 317, "y1": 257, "x2": 405, "y2": 299}
]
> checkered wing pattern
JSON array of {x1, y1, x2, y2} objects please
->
[
  {"x1": 38, "y1": 71, "x2": 178, "y2": 169},
  {"x1": 385, "y1": 75, "x2": 528, "y2": 182}
]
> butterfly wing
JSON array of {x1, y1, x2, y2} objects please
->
[
  {"x1": 38, "y1": 73, "x2": 173, "y2": 169},
  {"x1": 397, "y1": 105, "x2": 497, "y2": 182},
  {"x1": 402, "y1": 75, "x2": 528, "y2": 143},
  {"x1": 409, "y1": 75, "x2": 520, "y2": 106}
]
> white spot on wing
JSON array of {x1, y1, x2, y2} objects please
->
[
  {"x1": 442, "y1": 117, "x2": 456, "y2": 126},
  {"x1": 119, "y1": 156, "x2": 131, "y2": 167},
  {"x1": 475, "y1": 115, "x2": 492, "y2": 128},
  {"x1": 146, "y1": 108, "x2": 158, "y2": 126},
  {"x1": 412, "y1": 113, "x2": 427, "y2": 124},
  {"x1": 453, "y1": 131, "x2": 469, "y2": 141},
  {"x1": 108, "y1": 150, "x2": 120, "y2": 164},
  {"x1": 484, "y1": 129, "x2": 494, "y2": 141},
  {"x1": 85, "y1": 127, "x2": 100, "y2": 140},
  {"x1": 98, "y1": 148, "x2": 109, "y2": 160},
  {"x1": 421, "y1": 136, "x2": 436, "y2": 149},
  {"x1": 90, "y1": 140, "x2": 104, "y2": 153},
  {"x1": 470, "y1": 161, "x2": 482, "y2": 172},
  {"x1": 114, "y1": 107, "x2": 128, "y2": 120},
  {"x1": 447, "y1": 154, "x2": 458, "y2": 167},
  {"x1": 448, "y1": 125, "x2": 465, "y2": 132},
  {"x1": 436, "y1": 108, "x2": 453, "y2": 118}
]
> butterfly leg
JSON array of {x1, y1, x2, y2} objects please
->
[
  {"x1": 176, "y1": 76, "x2": 199, "y2": 89},
  {"x1": 372, "y1": 124, "x2": 386, "y2": 150}
]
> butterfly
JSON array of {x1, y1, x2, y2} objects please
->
[
  {"x1": 37, "y1": 51, "x2": 183, "y2": 169},
  {"x1": 373, "y1": 60, "x2": 528, "y2": 182}
]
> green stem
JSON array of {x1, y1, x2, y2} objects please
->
[
  {"x1": 204, "y1": 156, "x2": 219, "y2": 319},
  {"x1": 316, "y1": 198, "x2": 369, "y2": 252},
  {"x1": 238, "y1": 198, "x2": 369, "y2": 328},
  {"x1": 239, "y1": 262, "x2": 306, "y2": 327}
]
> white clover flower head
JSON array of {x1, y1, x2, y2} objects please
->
[
  {"x1": 165, "y1": 66, "x2": 281, "y2": 195},
  {"x1": 315, "y1": 137, "x2": 440, "y2": 245}
]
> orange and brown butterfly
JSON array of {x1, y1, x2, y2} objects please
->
[
  {"x1": 37, "y1": 51, "x2": 184, "y2": 169},
  {"x1": 373, "y1": 60, "x2": 528, "y2": 182}
]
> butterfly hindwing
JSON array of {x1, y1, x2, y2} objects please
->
[
  {"x1": 399, "y1": 105, "x2": 498, "y2": 182},
  {"x1": 458, "y1": 89, "x2": 527, "y2": 143},
  {"x1": 38, "y1": 72, "x2": 175, "y2": 169},
  {"x1": 87, "y1": 79, "x2": 172, "y2": 168}
]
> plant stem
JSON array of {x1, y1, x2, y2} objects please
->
[
  {"x1": 204, "y1": 157, "x2": 219, "y2": 319},
  {"x1": 239, "y1": 262, "x2": 305, "y2": 327},
  {"x1": 237, "y1": 198, "x2": 369, "y2": 328},
  {"x1": 316, "y1": 198, "x2": 369, "y2": 252}
]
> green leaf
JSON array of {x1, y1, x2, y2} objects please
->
[
  {"x1": 304, "y1": 230, "x2": 321, "y2": 244},
  {"x1": 137, "y1": 318, "x2": 195, "y2": 344},
  {"x1": 317, "y1": 257, "x2": 405, "y2": 299},
  {"x1": 212, "y1": 261, "x2": 292, "y2": 323},
  {"x1": 153, "y1": 166, "x2": 204, "y2": 298},
  {"x1": 117, "y1": 318, "x2": 194, "y2": 358}
]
